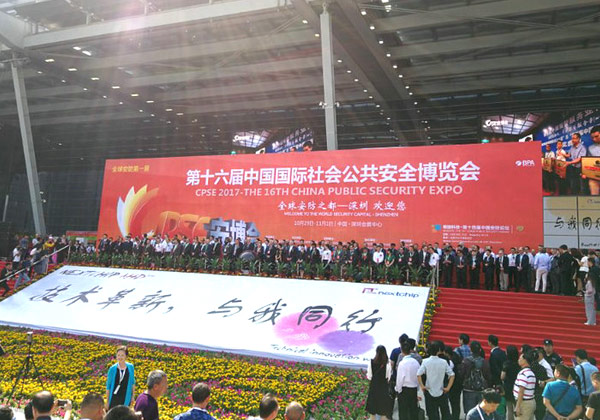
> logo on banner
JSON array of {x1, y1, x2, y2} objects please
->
[{"x1": 515, "y1": 160, "x2": 535, "y2": 167}]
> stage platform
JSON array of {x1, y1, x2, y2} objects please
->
[{"x1": 0, "y1": 265, "x2": 430, "y2": 368}]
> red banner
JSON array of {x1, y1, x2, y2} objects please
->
[{"x1": 97, "y1": 143, "x2": 542, "y2": 249}]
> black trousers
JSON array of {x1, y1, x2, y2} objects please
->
[
  {"x1": 424, "y1": 391, "x2": 451, "y2": 420},
  {"x1": 456, "y1": 269, "x2": 466, "y2": 288},
  {"x1": 516, "y1": 269, "x2": 528, "y2": 292},
  {"x1": 484, "y1": 269, "x2": 495, "y2": 290},
  {"x1": 397, "y1": 387, "x2": 418, "y2": 420},
  {"x1": 468, "y1": 268, "x2": 479, "y2": 289},
  {"x1": 508, "y1": 266, "x2": 516, "y2": 288},
  {"x1": 448, "y1": 388, "x2": 462, "y2": 420},
  {"x1": 442, "y1": 267, "x2": 453, "y2": 287}
]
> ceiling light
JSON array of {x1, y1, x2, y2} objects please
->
[
  {"x1": 368, "y1": 95, "x2": 373, "y2": 99},
  {"x1": 369, "y1": 25, "x2": 375, "y2": 30},
  {"x1": 44, "y1": 58, "x2": 55, "y2": 63},
  {"x1": 302, "y1": 19, "x2": 308, "y2": 24},
  {"x1": 37, "y1": 71, "x2": 43, "y2": 74},
  {"x1": 363, "y1": 89, "x2": 368, "y2": 93},
  {"x1": 361, "y1": 9, "x2": 366, "y2": 15},
  {"x1": 378, "y1": 40, "x2": 384, "y2": 45},
  {"x1": 381, "y1": 0, "x2": 389, "y2": 3},
  {"x1": 376, "y1": 104, "x2": 380, "y2": 108},
  {"x1": 393, "y1": 65, "x2": 398, "y2": 69},
  {"x1": 83, "y1": 88, "x2": 88, "y2": 91},
  {"x1": 146, "y1": 100, "x2": 154, "y2": 103},
  {"x1": 398, "y1": 74, "x2": 403, "y2": 78},
  {"x1": 73, "y1": 46, "x2": 82, "y2": 51},
  {"x1": 68, "y1": 68, "x2": 77, "y2": 71},
  {"x1": 337, "y1": 59, "x2": 343, "y2": 63},
  {"x1": 414, "y1": 101, "x2": 418, "y2": 105},
  {"x1": 409, "y1": 92, "x2": 413, "y2": 95},
  {"x1": 112, "y1": 85, "x2": 120, "y2": 89},
  {"x1": 405, "y1": 85, "x2": 410, "y2": 89},
  {"x1": 102, "y1": 95, "x2": 107, "y2": 98},
  {"x1": 119, "y1": 101, "x2": 123, "y2": 105},
  {"x1": 386, "y1": 53, "x2": 391, "y2": 57},
  {"x1": 176, "y1": 112, "x2": 184, "y2": 116},
  {"x1": 61, "y1": 79, "x2": 66, "y2": 83},
  {"x1": 131, "y1": 93, "x2": 139, "y2": 97},
  {"x1": 90, "y1": 77, "x2": 100, "y2": 81},
  {"x1": 82, "y1": 50, "x2": 92, "y2": 56},
  {"x1": 346, "y1": 70, "x2": 352, "y2": 73},
  {"x1": 139, "y1": 109, "x2": 144, "y2": 113},
  {"x1": 150, "y1": 114, "x2": 155, "y2": 117},
  {"x1": 314, "y1": 33, "x2": 320, "y2": 37},
  {"x1": 165, "y1": 108, "x2": 173, "y2": 112},
  {"x1": 354, "y1": 78, "x2": 359, "y2": 82}
]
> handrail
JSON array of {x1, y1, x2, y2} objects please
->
[{"x1": 0, "y1": 244, "x2": 70, "y2": 284}]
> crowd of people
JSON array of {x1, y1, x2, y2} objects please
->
[
  {"x1": 366, "y1": 333, "x2": 600, "y2": 420},
  {"x1": 1, "y1": 336, "x2": 598, "y2": 420},
  {"x1": 542, "y1": 127, "x2": 600, "y2": 196},
  {"x1": 0, "y1": 345, "x2": 304, "y2": 420},
  {"x1": 0, "y1": 235, "x2": 70, "y2": 297}
]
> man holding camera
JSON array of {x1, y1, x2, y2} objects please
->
[{"x1": 31, "y1": 391, "x2": 72, "y2": 420}]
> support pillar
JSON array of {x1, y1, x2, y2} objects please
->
[
  {"x1": 11, "y1": 57, "x2": 46, "y2": 235},
  {"x1": 320, "y1": 2, "x2": 338, "y2": 151}
]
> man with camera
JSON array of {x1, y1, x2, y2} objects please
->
[{"x1": 31, "y1": 391, "x2": 72, "y2": 420}]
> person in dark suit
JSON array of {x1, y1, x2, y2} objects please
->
[
  {"x1": 467, "y1": 249, "x2": 481, "y2": 289},
  {"x1": 440, "y1": 248, "x2": 455, "y2": 287},
  {"x1": 515, "y1": 247, "x2": 530, "y2": 292},
  {"x1": 487, "y1": 335, "x2": 507, "y2": 387},
  {"x1": 495, "y1": 249, "x2": 510, "y2": 291},
  {"x1": 455, "y1": 249, "x2": 467, "y2": 289},
  {"x1": 232, "y1": 238, "x2": 243, "y2": 259},
  {"x1": 482, "y1": 249, "x2": 495, "y2": 290},
  {"x1": 557, "y1": 244, "x2": 577, "y2": 295}
]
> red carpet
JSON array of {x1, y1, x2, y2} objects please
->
[{"x1": 429, "y1": 287, "x2": 600, "y2": 361}]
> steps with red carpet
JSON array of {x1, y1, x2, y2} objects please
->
[{"x1": 429, "y1": 287, "x2": 599, "y2": 361}]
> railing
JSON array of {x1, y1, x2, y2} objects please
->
[{"x1": 0, "y1": 244, "x2": 70, "y2": 286}]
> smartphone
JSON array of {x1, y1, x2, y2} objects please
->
[{"x1": 57, "y1": 400, "x2": 68, "y2": 407}]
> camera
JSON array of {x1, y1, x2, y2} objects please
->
[
  {"x1": 57, "y1": 399, "x2": 68, "y2": 407},
  {"x1": 26, "y1": 332, "x2": 33, "y2": 345}
]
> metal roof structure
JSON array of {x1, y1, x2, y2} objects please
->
[{"x1": 1, "y1": 0, "x2": 599, "y2": 171}]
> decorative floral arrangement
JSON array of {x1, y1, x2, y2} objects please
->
[
  {"x1": 0, "y1": 328, "x2": 369, "y2": 420},
  {"x1": 417, "y1": 287, "x2": 440, "y2": 356}
]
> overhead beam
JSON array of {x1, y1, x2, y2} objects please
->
[
  {"x1": 123, "y1": 56, "x2": 323, "y2": 88},
  {"x1": 22, "y1": 0, "x2": 295, "y2": 48},
  {"x1": 0, "y1": 75, "x2": 357, "y2": 116},
  {"x1": 75, "y1": 29, "x2": 317, "y2": 73},
  {"x1": 405, "y1": 47, "x2": 600, "y2": 79},
  {"x1": 390, "y1": 23, "x2": 599, "y2": 59},
  {"x1": 373, "y1": 0, "x2": 600, "y2": 33},
  {"x1": 414, "y1": 70, "x2": 600, "y2": 95},
  {"x1": 30, "y1": 110, "x2": 151, "y2": 126}
]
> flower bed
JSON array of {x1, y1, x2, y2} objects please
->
[{"x1": 0, "y1": 328, "x2": 369, "y2": 420}]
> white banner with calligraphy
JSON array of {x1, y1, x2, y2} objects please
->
[{"x1": 0, "y1": 266, "x2": 430, "y2": 368}]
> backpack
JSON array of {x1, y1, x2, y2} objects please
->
[{"x1": 464, "y1": 357, "x2": 488, "y2": 391}]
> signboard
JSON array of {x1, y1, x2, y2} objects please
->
[
  {"x1": 543, "y1": 196, "x2": 600, "y2": 248},
  {"x1": 542, "y1": 158, "x2": 554, "y2": 173},
  {"x1": 0, "y1": 266, "x2": 430, "y2": 368},
  {"x1": 97, "y1": 143, "x2": 542, "y2": 249},
  {"x1": 66, "y1": 231, "x2": 98, "y2": 244}
]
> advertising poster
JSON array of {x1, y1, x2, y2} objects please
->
[{"x1": 97, "y1": 143, "x2": 542, "y2": 249}]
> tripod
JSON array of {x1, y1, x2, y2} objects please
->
[{"x1": 7, "y1": 338, "x2": 44, "y2": 402}]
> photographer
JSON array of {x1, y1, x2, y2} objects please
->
[{"x1": 31, "y1": 391, "x2": 72, "y2": 420}]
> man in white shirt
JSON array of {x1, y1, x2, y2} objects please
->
[
  {"x1": 544, "y1": 144, "x2": 556, "y2": 159},
  {"x1": 372, "y1": 245, "x2": 384, "y2": 265},
  {"x1": 396, "y1": 342, "x2": 420, "y2": 420},
  {"x1": 417, "y1": 342, "x2": 454, "y2": 420},
  {"x1": 428, "y1": 246, "x2": 440, "y2": 286}
]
